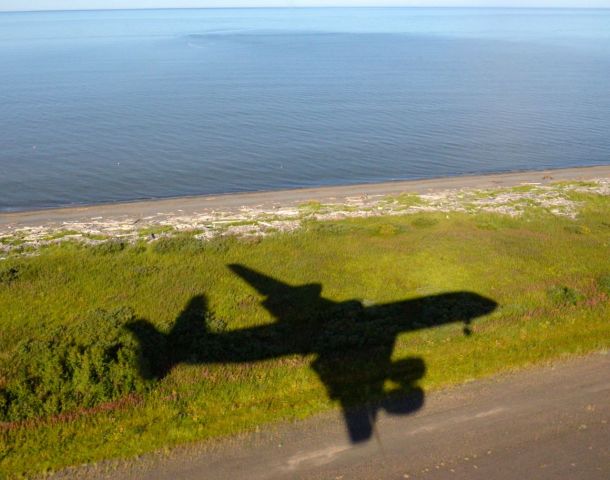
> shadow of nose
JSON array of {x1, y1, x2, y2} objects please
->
[
  {"x1": 478, "y1": 296, "x2": 498, "y2": 316},
  {"x1": 456, "y1": 293, "x2": 498, "y2": 335},
  {"x1": 453, "y1": 292, "x2": 498, "y2": 317}
]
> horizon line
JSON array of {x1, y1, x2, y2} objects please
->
[{"x1": 2, "y1": 5, "x2": 610, "y2": 13}]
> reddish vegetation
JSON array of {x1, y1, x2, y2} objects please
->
[{"x1": 0, "y1": 393, "x2": 142, "y2": 431}]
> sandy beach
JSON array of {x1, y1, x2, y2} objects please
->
[
  {"x1": 1, "y1": 165, "x2": 609, "y2": 254},
  {"x1": 3, "y1": 165, "x2": 610, "y2": 225}
]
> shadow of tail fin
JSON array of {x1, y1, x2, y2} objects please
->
[
  {"x1": 126, "y1": 320, "x2": 168, "y2": 381},
  {"x1": 171, "y1": 295, "x2": 209, "y2": 339}
]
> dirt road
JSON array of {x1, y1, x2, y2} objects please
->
[{"x1": 58, "y1": 353, "x2": 609, "y2": 480}]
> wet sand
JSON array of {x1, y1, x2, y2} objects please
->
[{"x1": 2, "y1": 165, "x2": 609, "y2": 229}]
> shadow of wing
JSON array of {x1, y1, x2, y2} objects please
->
[
  {"x1": 229, "y1": 264, "x2": 294, "y2": 297},
  {"x1": 364, "y1": 291, "x2": 497, "y2": 334},
  {"x1": 382, "y1": 357, "x2": 426, "y2": 415},
  {"x1": 228, "y1": 263, "x2": 328, "y2": 331},
  {"x1": 310, "y1": 353, "x2": 379, "y2": 443},
  {"x1": 311, "y1": 352, "x2": 428, "y2": 443}
]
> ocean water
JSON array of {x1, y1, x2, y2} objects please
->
[{"x1": 1, "y1": 8, "x2": 609, "y2": 211}]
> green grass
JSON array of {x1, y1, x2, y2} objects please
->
[
  {"x1": 553, "y1": 180, "x2": 599, "y2": 188},
  {"x1": 0, "y1": 237, "x2": 25, "y2": 247},
  {"x1": 42, "y1": 229, "x2": 82, "y2": 241},
  {"x1": 298, "y1": 200, "x2": 324, "y2": 215},
  {"x1": 385, "y1": 193, "x2": 426, "y2": 207},
  {"x1": 510, "y1": 184, "x2": 540, "y2": 193},
  {"x1": 138, "y1": 225, "x2": 175, "y2": 238},
  {"x1": 0, "y1": 194, "x2": 609, "y2": 478}
]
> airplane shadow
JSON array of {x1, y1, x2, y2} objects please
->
[{"x1": 127, "y1": 264, "x2": 497, "y2": 443}]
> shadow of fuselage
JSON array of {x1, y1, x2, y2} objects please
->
[{"x1": 127, "y1": 264, "x2": 497, "y2": 443}]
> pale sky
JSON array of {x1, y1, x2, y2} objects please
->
[{"x1": 1, "y1": 0, "x2": 609, "y2": 12}]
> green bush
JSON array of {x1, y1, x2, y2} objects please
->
[
  {"x1": 0, "y1": 308, "x2": 154, "y2": 422},
  {"x1": 598, "y1": 274, "x2": 610, "y2": 294},
  {"x1": 546, "y1": 285, "x2": 584, "y2": 306},
  {"x1": 564, "y1": 224, "x2": 591, "y2": 235},
  {"x1": 309, "y1": 221, "x2": 358, "y2": 235},
  {"x1": 375, "y1": 223, "x2": 408, "y2": 236},
  {"x1": 92, "y1": 240, "x2": 127, "y2": 255},
  {"x1": 205, "y1": 237, "x2": 234, "y2": 254},
  {"x1": 151, "y1": 235, "x2": 205, "y2": 254},
  {"x1": 0, "y1": 265, "x2": 20, "y2": 285},
  {"x1": 411, "y1": 216, "x2": 439, "y2": 228}
]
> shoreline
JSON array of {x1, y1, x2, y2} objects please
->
[
  {"x1": 1, "y1": 164, "x2": 609, "y2": 254},
  {"x1": 2, "y1": 165, "x2": 610, "y2": 228}
]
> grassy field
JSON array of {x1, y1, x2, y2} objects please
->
[{"x1": 0, "y1": 189, "x2": 609, "y2": 478}]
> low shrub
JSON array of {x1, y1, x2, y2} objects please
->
[
  {"x1": 377, "y1": 224, "x2": 398, "y2": 236},
  {"x1": 0, "y1": 265, "x2": 20, "y2": 285},
  {"x1": 205, "y1": 237, "x2": 234, "y2": 254},
  {"x1": 411, "y1": 216, "x2": 439, "y2": 228},
  {"x1": 0, "y1": 308, "x2": 155, "y2": 422},
  {"x1": 93, "y1": 240, "x2": 127, "y2": 255},
  {"x1": 598, "y1": 274, "x2": 610, "y2": 294},
  {"x1": 546, "y1": 285, "x2": 584, "y2": 306},
  {"x1": 376, "y1": 223, "x2": 406, "y2": 236},
  {"x1": 564, "y1": 225, "x2": 591, "y2": 235},
  {"x1": 151, "y1": 235, "x2": 205, "y2": 255}
]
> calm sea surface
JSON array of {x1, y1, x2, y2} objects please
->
[{"x1": 1, "y1": 8, "x2": 609, "y2": 211}]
